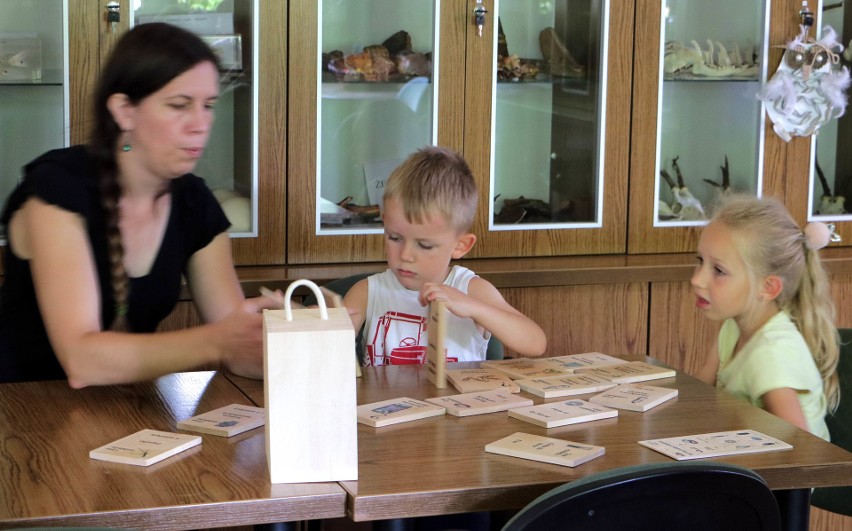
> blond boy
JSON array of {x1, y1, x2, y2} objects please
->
[{"x1": 344, "y1": 146, "x2": 546, "y2": 366}]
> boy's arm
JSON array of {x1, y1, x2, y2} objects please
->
[
  {"x1": 693, "y1": 337, "x2": 719, "y2": 385},
  {"x1": 342, "y1": 278, "x2": 369, "y2": 334},
  {"x1": 421, "y1": 278, "x2": 547, "y2": 357}
]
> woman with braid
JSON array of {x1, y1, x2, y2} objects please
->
[{"x1": 0, "y1": 23, "x2": 280, "y2": 386}]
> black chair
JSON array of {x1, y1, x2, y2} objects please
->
[
  {"x1": 501, "y1": 461, "x2": 781, "y2": 531},
  {"x1": 810, "y1": 328, "x2": 852, "y2": 517},
  {"x1": 305, "y1": 273, "x2": 504, "y2": 364}
]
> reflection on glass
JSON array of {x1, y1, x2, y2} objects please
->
[
  {"x1": 134, "y1": 0, "x2": 258, "y2": 236},
  {"x1": 490, "y1": 0, "x2": 607, "y2": 230},
  {"x1": 655, "y1": 0, "x2": 768, "y2": 226},
  {"x1": 318, "y1": 0, "x2": 437, "y2": 233},
  {"x1": 0, "y1": 0, "x2": 66, "y2": 242},
  {"x1": 811, "y1": 3, "x2": 852, "y2": 220}
]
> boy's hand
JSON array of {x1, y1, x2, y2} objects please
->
[{"x1": 419, "y1": 283, "x2": 476, "y2": 319}]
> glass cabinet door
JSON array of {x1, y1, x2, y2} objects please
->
[
  {"x1": 808, "y1": 1, "x2": 852, "y2": 244},
  {"x1": 491, "y1": 0, "x2": 606, "y2": 230},
  {"x1": 318, "y1": 0, "x2": 438, "y2": 235},
  {"x1": 0, "y1": 0, "x2": 68, "y2": 242},
  {"x1": 288, "y1": 0, "x2": 463, "y2": 264},
  {"x1": 628, "y1": 0, "x2": 770, "y2": 254},
  {"x1": 464, "y1": 0, "x2": 632, "y2": 257},
  {"x1": 133, "y1": 0, "x2": 261, "y2": 239}
]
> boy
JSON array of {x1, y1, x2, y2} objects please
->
[{"x1": 344, "y1": 146, "x2": 547, "y2": 365}]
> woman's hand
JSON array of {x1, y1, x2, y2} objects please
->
[{"x1": 215, "y1": 297, "x2": 281, "y2": 379}]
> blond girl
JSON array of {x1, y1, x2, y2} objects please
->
[{"x1": 692, "y1": 195, "x2": 839, "y2": 440}]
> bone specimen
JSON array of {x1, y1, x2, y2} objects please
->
[
  {"x1": 703, "y1": 155, "x2": 733, "y2": 196},
  {"x1": 659, "y1": 157, "x2": 707, "y2": 221},
  {"x1": 664, "y1": 40, "x2": 758, "y2": 79},
  {"x1": 815, "y1": 159, "x2": 846, "y2": 215}
]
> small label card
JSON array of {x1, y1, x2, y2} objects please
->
[
  {"x1": 357, "y1": 397, "x2": 446, "y2": 427},
  {"x1": 177, "y1": 403, "x2": 265, "y2": 437},
  {"x1": 575, "y1": 361, "x2": 676, "y2": 383},
  {"x1": 589, "y1": 383, "x2": 678, "y2": 412},
  {"x1": 446, "y1": 368, "x2": 521, "y2": 393},
  {"x1": 546, "y1": 352, "x2": 629, "y2": 372},
  {"x1": 638, "y1": 430, "x2": 793, "y2": 461},
  {"x1": 516, "y1": 373, "x2": 617, "y2": 398},
  {"x1": 89, "y1": 429, "x2": 201, "y2": 467},
  {"x1": 425, "y1": 389, "x2": 534, "y2": 417},
  {"x1": 479, "y1": 358, "x2": 573, "y2": 380},
  {"x1": 508, "y1": 399, "x2": 618, "y2": 428},
  {"x1": 486, "y1": 432, "x2": 605, "y2": 467}
]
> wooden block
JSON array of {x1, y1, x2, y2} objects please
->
[
  {"x1": 177, "y1": 403, "x2": 265, "y2": 437},
  {"x1": 425, "y1": 389, "x2": 533, "y2": 417},
  {"x1": 508, "y1": 399, "x2": 618, "y2": 428},
  {"x1": 357, "y1": 397, "x2": 446, "y2": 427},
  {"x1": 486, "y1": 432, "x2": 605, "y2": 467},
  {"x1": 446, "y1": 368, "x2": 520, "y2": 393},
  {"x1": 425, "y1": 300, "x2": 447, "y2": 388},
  {"x1": 576, "y1": 361, "x2": 676, "y2": 383},
  {"x1": 89, "y1": 429, "x2": 201, "y2": 467},
  {"x1": 264, "y1": 292, "x2": 358, "y2": 483},
  {"x1": 589, "y1": 383, "x2": 678, "y2": 412},
  {"x1": 515, "y1": 373, "x2": 616, "y2": 398}
]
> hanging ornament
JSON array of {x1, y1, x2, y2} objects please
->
[{"x1": 757, "y1": 2, "x2": 850, "y2": 142}]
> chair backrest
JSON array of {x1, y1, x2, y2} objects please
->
[
  {"x1": 502, "y1": 461, "x2": 781, "y2": 531},
  {"x1": 810, "y1": 328, "x2": 852, "y2": 516}
]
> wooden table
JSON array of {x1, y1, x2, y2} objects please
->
[
  {"x1": 230, "y1": 362, "x2": 852, "y2": 529},
  {"x1": 0, "y1": 371, "x2": 346, "y2": 530}
]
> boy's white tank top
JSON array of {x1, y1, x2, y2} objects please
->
[{"x1": 362, "y1": 265, "x2": 489, "y2": 366}]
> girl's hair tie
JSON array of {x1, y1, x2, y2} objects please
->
[{"x1": 803, "y1": 222, "x2": 841, "y2": 250}]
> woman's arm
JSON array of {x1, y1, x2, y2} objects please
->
[
  {"x1": 19, "y1": 198, "x2": 273, "y2": 387},
  {"x1": 421, "y1": 278, "x2": 547, "y2": 357}
]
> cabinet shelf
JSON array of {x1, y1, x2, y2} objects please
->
[
  {"x1": 321, "y1": 77, "x2": 431, "y2": 100},
  {"x1": 0, "y1": 81, "x2": 63, "y2": 86}
]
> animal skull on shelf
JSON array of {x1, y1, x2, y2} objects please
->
[{"x1": 659, "y1": 157, "x2": 707, "y2": 221}]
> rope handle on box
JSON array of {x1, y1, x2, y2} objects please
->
[{"x1": 283, "y1": 279, "x2": 329, "y2": 321}]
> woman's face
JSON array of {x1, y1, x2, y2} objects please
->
[{"x1": 119, "y1": 61, "x2": 219, "y2": 180}]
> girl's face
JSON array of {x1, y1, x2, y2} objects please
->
[
  {"x1": 690, "y1": 221, "x2": 754, "y2": 322},
  {"x1": 119, "y1": 61, "x2": 219, "y2": 181}
]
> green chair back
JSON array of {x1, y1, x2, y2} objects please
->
[{"x1": 810, "y1": 328, "x2": 852, "y2": 516}]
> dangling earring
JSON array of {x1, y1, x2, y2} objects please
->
[{"x1": 120, "y1": 130, "x2": 132, "y2": 152}]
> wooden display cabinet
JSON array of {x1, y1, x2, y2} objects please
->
[{"x1": 287, "y1": 0, "x2": 635, "y2": 264}]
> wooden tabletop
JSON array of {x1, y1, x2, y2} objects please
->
[
  {"x1": 0, "y1": 371, "x2": 346, "y2": 530},
  {"x1": 229, "y1": 362, "x2": 852, "y2": 522}
]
